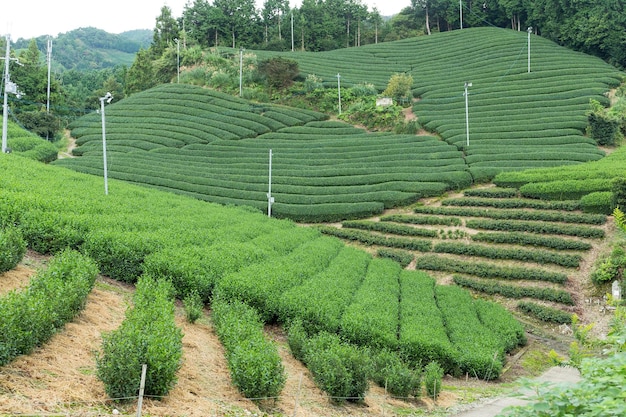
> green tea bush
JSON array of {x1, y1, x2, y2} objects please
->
[
  {"x1": 212, "y1": 298, "x2": 285, "y2": 399},
  {"x1": 0, "y1": 226, "x2": 26, "y2": 273},
  {"x1": 377, "y1": 248, "x2": 414, "y2": 268},
  {"x1": 279, "y1": 246, "x2": 370, "y2": 333},
  {"x1": 303, "y1": 332, "x2": 371, "y2": 402},
  {"x1": 474, "y1": 299, "x2": 526, "y2": 352},
  {"x1": 371, "y1": 349, "x2": 421, "y2": 398},
  {"x1": 423, "y1": 361, "x2": 444, "y2": 400},
  {"x1": 463, "y1": 188, "x2": 518, "y2": 198},
  {"x1": 19, "y1": 210, "x2": 86, "y2": 254},
  {"x1": 318, "y1": 226, "x2": 432, "y2": 252},
  {"x1": 471, "y1": 232, "x2": 592, "y2": 251},
  {"x1": 466, "y1": 219, "x2": 605, "y2": 239},
  {"x1": 444, "y1": 197, "x2": 581, "y2": 211},
  {"x1": 452, "y1": 275, "x2": 574, "y2": 305},
  {"x1": 415, "y1": 254, "x2": 568, "y2": 284},
  {"x1": 343, "y1": 219, "x2": 438, "y2": 238},
  {"x1": 580, "y1": 191, "x2": 614, "y2": 215},
  {"x1": 433, "y1": 241, "x2": 582, "y2": 268},
  {"x1": 0, "y1": 249, "x2": 98, "y2": 366},
  {"x1": 381, "y1": 213, "x2": 462, "y2": 226},
  {"x1": 517, "y1": 301, "x2": 573, "y2": 324},
  {"x1": 183, "y1": 290, "x2": 204, "y2": 323},
  {"x1": 340, "y1": 258, "x2": 401, "y2": 349},
  {"x1": 97, "y1": 276, "x2": 183, "y2": 400}
]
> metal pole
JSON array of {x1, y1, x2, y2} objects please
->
[
  {"x1": 291, "y1": 12, "x2": 294, "y2": 52},
  {"x1": 46, "y1": 38, "x2": 52, "y2": 113},
  {"x1": 2, "y1": 35, "x2": 10, "y2": 153},
  {"x1": 100, "y1": 93, "x2": 112, "y2": 195},
  {"x1": 267, "y1": 149, "x2": 273, "y2": 217},
  {"x1": 337, "y1": 73, "x2": 341, "y2": 115},
  {"x1": 459, "y1": 0, "x2": 463, "y2": 29},
  {"x1": 464, "y1": 82, "x2": 471, "y2": 147},
  {"x1": 176, "y1": 38, "x2": 180, "y2": 83},
  {"x1": 528, "y1": 27, "x2": 533, "y2": 73},
  {"x1": 239, "y1": 47, "x2": 243, "y2": 97}
]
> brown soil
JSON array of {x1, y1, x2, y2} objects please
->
[{"x1": 58, "y1": 130, "x2": 77, "y2": 159}]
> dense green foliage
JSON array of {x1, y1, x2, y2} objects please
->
[
  {"x1": 96, "y1": 276, "x2": 183, "y2": 400},
  {"x1": 0, "y1": 250, "x2": 98, "y2": 366},
  {"x1": 0, "y1": 226, "x2": 27, "y2": 273},
  {"x1": 517, "y1": 301, "x2": 573, "y2": 325},
  {"x1": 212, "y1": 299, "x2": 286, "y2": 399},
  {"x1": 55, "y1": 83, "x2": 467, "y2": 222},
  {"x1": 0, "y1": 120, "x2": 58, "y2": 163}
]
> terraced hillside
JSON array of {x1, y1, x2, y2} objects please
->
[
  {"x1": 258, "y1": 27, "x2": 623, "y2": 179},
  {"x1": 320, "y1": 186, "x2": 609, "y2": 327},
  {"x1": 54, "y1": 27, "x2": 623, "y2": 222},
  {"x1": 54, "y1": 84, "x2": 470, "y2": 221}
]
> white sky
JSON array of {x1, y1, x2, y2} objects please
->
[{"x1": 4, "y1": 0, "x2": 409, "y2": 41}]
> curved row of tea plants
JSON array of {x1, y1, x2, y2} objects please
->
[
  {"x1": 258, "y1": 27, "x2": 622, "y2": 180},
  {"x1": 54, "y1": 84, "x2": 470, "y2": 222}
]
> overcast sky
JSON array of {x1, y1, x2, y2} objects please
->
[{"x1": 4, "y1": 0, "x2": 409, "y2": 41}]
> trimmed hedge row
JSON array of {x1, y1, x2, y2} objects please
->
[
  {"x1": 452, "y1": 275, "x2": 574, "y2": 305},
  {"x1": 474, "y1": 299, "x2": 526, "y2": 352},
  {"x1": 318, "y1": 226, "x2": 432, "y2": 251},
  {"x1": 279, "y1": 246, "x2": 371, "y2": 333},
  {"x1": 342, "y1": 219, "x2": 438, "y2": 238},
  {"x1": 435, "y1": 285, "x2": 505, "y2": 380},
  {"x1": 414, "y1": 205, "x2": 606, "y2": 225},
  {"x1": 433, "y1": 241, "x2": 582, "y2": 268},
  {"x1": 0, "y1": 226, "x2": 27, "y2": 273},
  {"x1": 380, "y1": 213, "x2": 462, "y2": 226},
  {"x1": 471, "y1": 232, "x2": 592, "y2": 251},
  {"x1": 517, "y1": 301, "x2": 573, "y2": 324},
  {"x1": 97, "y1": 276, "x2": 183, "y2": 400},
  {"x1": 340, "y1": 258, "x2": 401, "y2": 349},
  {"x1": 1, "y1": 250, "x2": 98, "y2": 366},
  {"x1": 465, "y1": 219, "x2": 605, "y2": 238},
  {"x1": 519, "y1": 178, "x2": 612, "y2": 201},
  {"x1": 211, "y1": 299, "x2": 286, "y2": 399},
  {"x1": 580, "y1": 191, "x2": 615, "y2": 215},
  {"x1": 215, "y1": 236, "x2": 344, "y2": 322},
  {"x1": 377, "y1": 248, "x2": 415, "y2": 268},
  {"x1": 415, "y1": 254, "x2": 568, "y2": 284},
  {"x1": 443, "y1": 197, "x2": 581, "y2": 211},
  {"x1": 398, "y1": 271, "x2": 456, "y2": 372},
  {"x1": 463, "y1": 188, "x2": 518, "y2": 198}
]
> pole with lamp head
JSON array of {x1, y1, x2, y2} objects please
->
[{"x1": 100, "y1": 92, "x2": 113, "y2": 195}]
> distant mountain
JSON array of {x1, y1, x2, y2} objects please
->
[{"x1": 14, "y1": 27, "x2": 152, "y2": 72}]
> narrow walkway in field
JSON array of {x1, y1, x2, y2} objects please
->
[{"x1": 448, "y1": 366, "x2": 581, "y2": 417}]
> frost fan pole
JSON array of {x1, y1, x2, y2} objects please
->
[
  {"x1": 267, "y1": 149, "x2": 274, "y2": 217},
  {"x1": 527, "y1": 27, "x2": 533, "y2": 73},
  {"x1": 464, "y1": 82, "x2": 472, "y2": 147}
]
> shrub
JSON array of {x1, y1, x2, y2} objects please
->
[
  {"x1": 423, "y1": 361, "x2": 444, "y2": 400},
  {"x1": 303, "y1": 332, "x2": 371, "y2": 402},
  {"x1": 377, "y1": 248, "x2": 414, "y2": 268},
  {"x1": 0, "y1": 226, "x2": 27, "y2": 273},
  {"x1": 517, "y1": 302, "x2": 573, "y2": 325},
  {"x1": 183, "y1": 290, "x2": 204, "y2": 323},
  {"x1": 211, "y1": 299, "x2": 285, "y2": 399},
  {"x1": 0, "y1": 250, "x2": 98, "y2": 366},
  {"x1": 96, "y1": 276, "x2": 183, "y2": 400},
  {"x1": 580, "y1": 191, "x2": 614, "y2": 215},
  {"x1": 371, "y1": 349, "x2": 421, "y2": 398}
]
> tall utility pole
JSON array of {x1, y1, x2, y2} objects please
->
[
  {"x1": 464, "y1": 82, "x2": 472, "y2": 147},
  {"x1": 337, "y1": 73, "x2": 341, "y2": 114},
  {"x1": 175, "y1": 38, "x2": 180, "y2": 83},
  {"x1": 46, "y1": 37, "x2": 52, "y2": 113},
  {"x1": 291, "y1": 12, "x2": 294, "y2": 52},
  {"x1": 239, "y1": 47, "x2": 243, "y2": 97},
  {"x1": 267, "y1": 149, "x2": 274, "y2": 217},
  {"x1": 459, "y1": 0, "x2": 463, "y2": 29},
  {"x1": 527, "y1": 27, "x2": 532, "y2": 73},
  {"x1": 100, "y1": 92, "x2": 113, "y2": 195},
  {"x1": 2, "y1": 35, "x2": 10, "y2": 153}
]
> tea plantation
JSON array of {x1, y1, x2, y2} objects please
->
[
  {"x1": 54, "y1": 84, "x2": 470, "y2": 222},
  {"x1": 54, "y1": 28, "x2": 623, "y2": 221},
  {"x1": 1, "y1": 154, "x2": 524, "y2": 401},
  {"x1": 258, "y1": 27, "x2": 623, "y2": 181}
]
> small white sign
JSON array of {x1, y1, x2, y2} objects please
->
[
  {"x1": 612, "y1": 280, "x2": 622, "y2": 301},
  {"x1": 376, "y1": 97, "x2": 393, "y2": 107}
]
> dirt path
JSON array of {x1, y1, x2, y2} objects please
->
[{"x1": 57, "y1": 130, "x2": 76, "y2": 159}]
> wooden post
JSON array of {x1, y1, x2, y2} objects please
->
[
  {"x1": 136, "y1": 364, "x2": 148, "y2": 417},
  {"x1": 292, "y1": 372, "x2": 303, "y2": 417}
]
